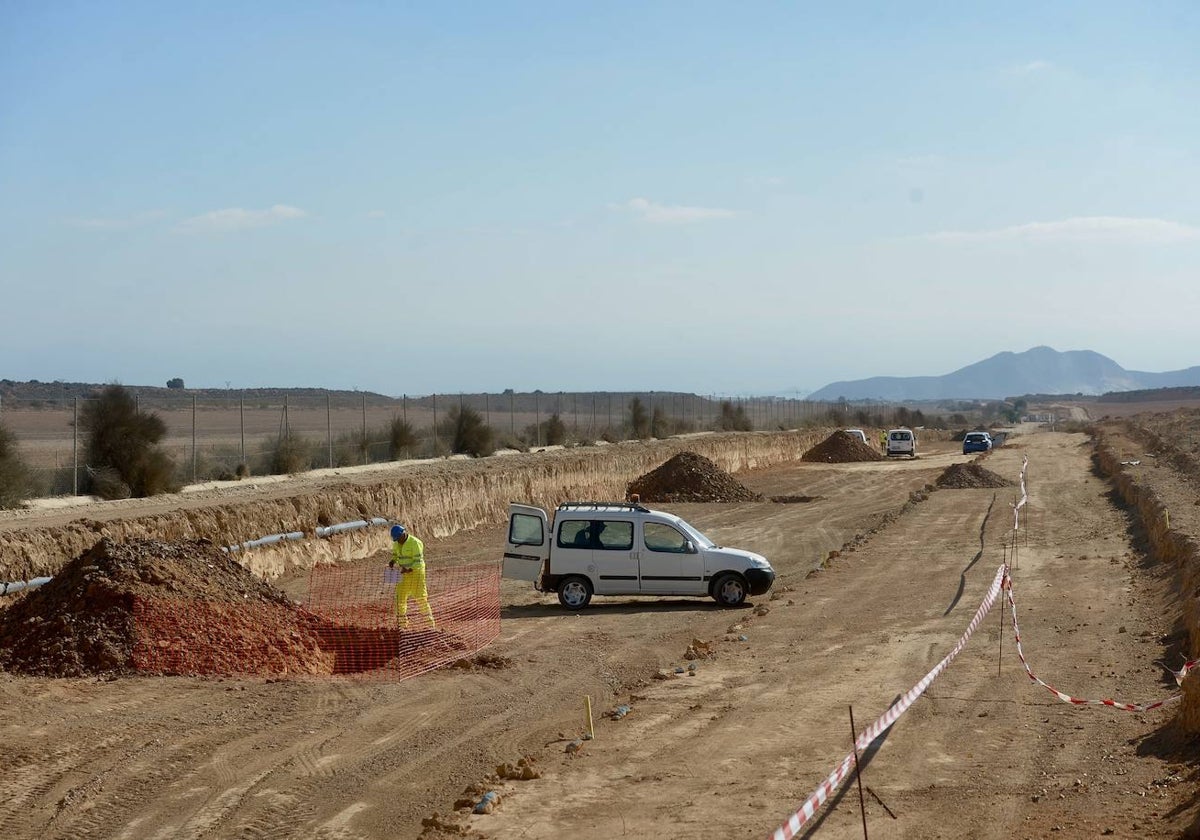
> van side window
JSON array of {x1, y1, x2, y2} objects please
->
[
  {"x1": 595, "y1": 520, "x2": 633, "y2": 551},
  {"x1": 557, "y1": 520, "x2": 591, "y2": 549},
  {"x1": 644, "y1": 523, "x2": 689, "y2": 553},
  {"x1": 510, "y1": 513, "x2": 544, "y2": 546}
]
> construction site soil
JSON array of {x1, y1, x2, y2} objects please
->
[
  {"x1": 801, "y1": 430, "x2": 886, "y2": 463},
  {"x1": 0, "y1": 538, "x2": 331, "y2": 678},
  {"x1": 626, "y1": 451, "x2": 762, "y2": 503},
  {"x1": 934, "y1": 460, "x2": 1015, "y2": 489},
  {"x1": 3, "y1": 421, "x2": 1200, "y2": 840}
]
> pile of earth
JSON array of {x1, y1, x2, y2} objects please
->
[
  {"x1": 801, "y1": 431, "x2": 885, "y2": 463},
  {"x1": 0, "y1": 538, "x2": 333, "y2": 677},
  {"x1": 936, "y1": 463, "x2": 1014, "y2": 489},
  {"x1": 627, "y1": 452, "x2": 762, "y2": 503}
]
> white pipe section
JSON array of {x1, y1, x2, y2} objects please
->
[
  {"x1": 315, "y1": 517, "x2": 389, "y2": 538},
  {"x1": 1, "y1": 576, "x2": 53, "y2": 596}
]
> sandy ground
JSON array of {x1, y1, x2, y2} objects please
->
[{"x1": 1, "y1": 428, "x2": 1197, "y2": 839}]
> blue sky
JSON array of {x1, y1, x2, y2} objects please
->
[{"x1": 2, "y1": 2, "x2": 1198, "y2": 396}]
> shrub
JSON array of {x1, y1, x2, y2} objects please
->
[
  {"x1": 717, "y1": 400, "x2": 753, "y2": 431},
  {"x1": 80, "y1": 384, "x2": 178, "y2": 498},
  {"x1": 650, "y1": 408, "x2": 669, "y2": 438},
  {"x1": 268, "y1": 430, "x2": 316, "y2": 474},
  {"x1": 629, "y1": 398, "x2": 650, "y2": 439},
  {"x1": 447, "y1": 406, "x2": 494, "y2": 457},
  {"x1": 0, "y1": 424, "x2": 31, "y2": 509},
  {"x1": 387, "y1": 416, "x2": 417, "y2": 459}
]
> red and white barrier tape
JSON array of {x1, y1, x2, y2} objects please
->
[
  {"x1": 769, "y1": 564, "x2": 1007, "y2": 840},
  {"x1": 1012, "y1": 455, "x2": 1029, "y2": 531},
  {"x1": 1004, "y1": 572, "x2": 1197, "y2": 710}
]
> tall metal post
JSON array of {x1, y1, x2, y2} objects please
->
[
  {"x1": 191, "y1": 395, "x2": 197, "y2": 484},
  {"x1": 362, "y1": 394, "x2": 368, "y2": 463},
  {"x1": 433, "y1": 394, "x2": 439, "y2": 452},
  {"x1": 239, "y1": 395, "x2": 245, "y2": 466},
  {"x1": 326, "y1": 394, "x2": 333, "y2": 468},
  {"x1": 535, "y1": 392, "x2": 541, "y2": 446},
  {"x1": 72, "y1": 397, "x2": 79, "y2": 496},
  {"x1": 485, "y1": 392, "x2": 490, "y2": 428},
  {"x1": 509, "y1": 390, "x2": 515, "y2": 437}
]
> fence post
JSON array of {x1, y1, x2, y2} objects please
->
[
  {"x1": 239, "y1": 395, "x2": 245, "y2": 467},
  {"x1": 362, "y1": 394, "x2": 367, "y2": 464},
  {"x1": 326, "y1": 394, "x2": 333, "y2": 469},
  {"x1": 510, "y1": 390, "x2": 515, "y2": 438},
  {"x1": 191, "y1": 395, "x2": 197, "y2": 484},
  {"x1": 535, "y1": 392, "x2": 541, "y2": 446},
  {"x1": 433, "y1": 393, "x2": 439, "y2": 452},
  {"x1": 485, "y1": 392, "x2": 490, "y2": 428},
  {"x1": 72, "y1": 397, "x2": 78, "y2": 496}
]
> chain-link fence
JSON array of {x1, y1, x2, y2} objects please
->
[{"x1": 0, "y1": 390, "x2": 932, "y2": 498}]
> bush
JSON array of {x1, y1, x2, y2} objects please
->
[
  {"x1": 388, "y1": 416, "x2": 418, "y2": 459},
  {"x1": 445, "y1": 406, "x2": 494, "y2": 457},
  {"x1": 80, "y1": 384, "x2": 178, "y2": 498},
  {"x1": 717, "y1": 400, "x2": 753, "y2": 431},
  {"x1": 268, "y1": 430, "x2": 316, "y2": 474},
  {"x1": 525, "y1": 413, "x2": 566, "y2": 447},
  {"x1": 629, "y1": 398, "x2": 650, "y2": 439},
  {"x1": 0, "y1": 424, "x2": 31, "y2": 508}
]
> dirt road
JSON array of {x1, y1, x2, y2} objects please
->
[{"x1": 1, "y1": 429, "x2": 1195, "y2": 839}]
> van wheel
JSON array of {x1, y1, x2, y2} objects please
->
[
  {"x1": 557, "y1": 576, "x2": 593, "y2": 610},
  {"x1": 711, "y1": 573, "x2": 748, "y2": 608}
]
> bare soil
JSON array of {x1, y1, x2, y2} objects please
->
[
  {"x1": 2, "y1": 427, "x2": 1198, "y2": 839},
  {"x1": 627, "y1": 451, "x2": 762, "y2": 503}
]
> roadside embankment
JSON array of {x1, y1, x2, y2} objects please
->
[
  {"x1": 1093, "y1": 429, "x2": 1200, "y2": 732},
  {"x1": 0, "y1": 430, "x2": 828, "y2": 583}
]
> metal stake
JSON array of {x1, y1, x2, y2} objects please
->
[{"x1": 849, "y1": 705, "x2": 869, "y2": 840}]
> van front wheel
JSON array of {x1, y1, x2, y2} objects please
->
[
  {"x1": 712, "y1": 573, "x2": 748, "y2": 607},
  {"x1": 558, "y1": 576, "x2": 593, "y2": 610}
]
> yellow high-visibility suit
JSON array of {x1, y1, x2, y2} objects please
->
[{"x1": 392, "y1": 534, "x2": 435, "y2": 629}]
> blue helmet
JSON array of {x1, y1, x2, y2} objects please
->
[{"x1": 390, "y1": 524, "x2": 406, "y2": 540}]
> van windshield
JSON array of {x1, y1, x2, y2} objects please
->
[{"x1": 675, "y1": 519, "x2": 716, "y2": 549}]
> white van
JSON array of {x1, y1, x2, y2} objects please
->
[
  {"x1": 502, "y1": 501, "x2": 776, "y2": 609},
  {"x1": 886, "y1": 428, "x2": 917, "y2": 457}
]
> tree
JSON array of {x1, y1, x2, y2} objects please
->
[
  {"x1": 0, "y1": 423, "x2": 31, "y2": 509},
  {"x1": 387, "y1": 416, "x2": 417, "y2": 460},
  {"x1": 80, "y1": 384, "x2": 178, "y2": 498},
  {"x1": 717, "y1": 400, "x2": 752, "y2": 431},
  {"x1": 629, "y1": 397, "x2": 650, "y2": 439},
  {"x1": 448, "y1": 406, "x2": 494, "y2": 457},
  {"x1": 166, "y1": 377, "x2": 185, "y2": 390}
]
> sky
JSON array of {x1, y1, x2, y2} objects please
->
[{"x1": 2, "y1": 1, "x2": 1199, "y2": 397}]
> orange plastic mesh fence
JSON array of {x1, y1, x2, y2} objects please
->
[{"x1": 130, "y1": 562, "x2": 501, "y2": 680}]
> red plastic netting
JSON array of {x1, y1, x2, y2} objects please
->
[{"x1": 130, "y1": 562, "x2": 501, "y2": 681}]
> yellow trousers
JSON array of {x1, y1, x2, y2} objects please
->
[{"x1": 394, "y1": 565, "x2": 435, "y2": 629}]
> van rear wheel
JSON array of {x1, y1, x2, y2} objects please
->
[
  {"x1": 711, "y1": 573, "x2": 748, "y2": 607},
  {"x1": 557, "y1": 575, "x2": 593, "y2": 610}
]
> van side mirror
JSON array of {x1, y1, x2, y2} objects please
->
[{"x1": 684, "y1": 540, "x2": 696, "y2": 554}]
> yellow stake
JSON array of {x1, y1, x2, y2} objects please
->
[{"x1": 585, "y1": 695, "x2": 595, "y2": 740}]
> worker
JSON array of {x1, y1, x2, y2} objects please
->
[
  {"x1": 389, "y1": 524, "x2": 435, "y2": 630},
  {"x1": 879, "y1": 430, "x2": 887, "y2": 452}
]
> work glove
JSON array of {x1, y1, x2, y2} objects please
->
[{"x1": 388, "y1": 559, "x2": 395, "y2": 569}]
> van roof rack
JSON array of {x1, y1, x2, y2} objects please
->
[{"x1": 557, "y1": 501, "x2": 650, "y2": 513}]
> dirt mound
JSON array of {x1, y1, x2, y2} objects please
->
[
  {"x1": 0, "y1": 538, "x2": 331, "y2": 677},
  {"x1": 627, "y1": 452, "x2": 761, "y2": 503},
  {"x1": 801, "y1": 431, "x2": 885, "y2": 463},
  {"x1": 935, "y1": 463, "x2": 1014, "y2": 489}
]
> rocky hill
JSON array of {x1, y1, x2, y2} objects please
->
[{"x1": 808, "y1": 346, "x2": 1200, "y2": 401}]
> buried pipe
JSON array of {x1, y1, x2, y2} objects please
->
[
  {"x1": 223, "y1": 531, "x2": 305, "y2": 553},
  {"x1": 315, "y1": 517, "x2": 390, "y2": 538},
  {"x1": 1, "y1": 577, "x2": 53, "y2": 597}
]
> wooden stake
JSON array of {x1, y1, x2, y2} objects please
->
[
  {"x1": 585, "y1": 696, "x2": 595, "y2": 740},
  {"x1": 849, "y1": 706, "x2": 869, "y2": 840}
]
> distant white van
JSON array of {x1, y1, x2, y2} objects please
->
[
  {"x1": 886, "y1": 428, "x2": 917, "y2": 458},
  {"x1": 501, "y1": 501, "x2": 776, "y2": 609},
  {"x1": 843, "y1": 429, "x2": 868, "y2": 445}
]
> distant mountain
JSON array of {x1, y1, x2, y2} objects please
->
[{"x1": 808, "y1": 346, "x2": 1200, "y2": 401}]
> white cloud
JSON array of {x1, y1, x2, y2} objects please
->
[
  {"x1": 176, "y1": 204, "x2": 307, "y2": 233},
  {"x1": 919, "y1": 216, "x2": 1200, "y2": 246},
  {"x1": 1012, "y1": 59, "x2": 1054, "y2": 74},
  {"x1": 621, "y1": 197, "x2": 737, "y2": 224}
]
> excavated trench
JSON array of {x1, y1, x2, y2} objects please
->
[{"x1": 0, "y1": 430, "x2": 828, "y2": 583}]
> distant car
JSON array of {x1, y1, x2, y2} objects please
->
[
  {"x1": 962, "y1": 432, "x2": 993, "y2": 454},
  {"x1": 843, "y1": 429, "x2": 868, "y2": 445},
  {"x1": 886, "y1": 428, "x2": 917, "y2": 458}
]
